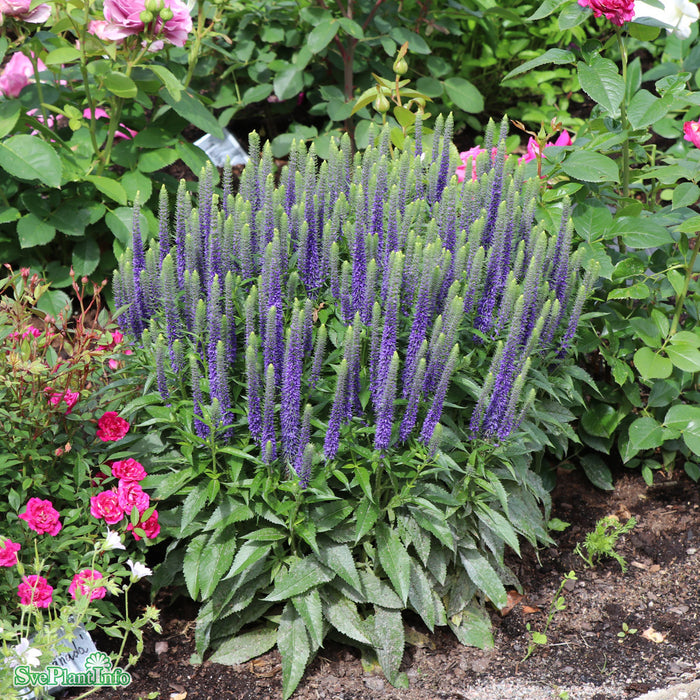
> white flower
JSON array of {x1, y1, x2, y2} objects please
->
[
  {"x1": 126, "y1": 559, "x2": 152, "y2": 581},
  {"x1": 634, "y1": 0, "x2": 699, "y2": 39},
  {"x1": 14, "y1": 638, "x2": 42, "y2": 667},
  {"x1": 102, "y1": 530, "x2": 126, "y2": 551}
]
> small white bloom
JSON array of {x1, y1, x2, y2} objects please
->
[
  {"x1": 103, "y1": 530, "x2": 126, "y2": 551},
  {"x1": 634, "y1": 0, "x2": 699, "y2": 39},
  {"x1": 14, "y1": 638, "x2": 42, "y2": 667},
  {"x1": 126, "y1": 559, "x2": 152, "y2": 581}
]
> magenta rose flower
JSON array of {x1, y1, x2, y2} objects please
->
[
  {"x1": 0, "y1": 539, "x2": 21, "y2": 567},
  {"x1": 0, "y1": 52, "x2": 47, "y2": 98},
  {"x1": 0, "y1": 0, "x2": 51, "y2": 23},
  {"x1": 83, "y1": 108, "x2": 137, "y2": 141},
  {"x1": 577, "y1": 0, "x2": 634, "y2": 25},
  {"x1": 117, "y1": 480, "x2": 150, "y2": 514},
  {"x1": 127, "y1": 510, "x2": 160, "y2": 540},
  {"x1": 684, "y1": 120, "x2": 700, "y2": 148},
  {"x1": 455, "y1": 146, "x2": 499, "y2": 183},
  {"x1": 69, "y1": 569, "x2": 107, "y2": 601},
  {"x1": 96, "y1": 411, "x2": 130, "y2": 441},
  {"x1": 19, "y1": 498, "x2": 62, "y2": 536},
  {"x1": 90, "y1": 490, "x2": 124, "y2": 525},
  {"x1": 88, "y1": 0, "x2": 192, "y2": 48},
  {"x1": 110, "y1": 458, "x2": 147, "y2": 482},
  {"x1": 17, "y1": 575, "x2": 53, "y2": 608},
  {"x1": 519, "y1": 130, "x2": 573, "y2": 165},
  {"x1": 46, "y1": 388, "x2": 80, "y2": 414}
]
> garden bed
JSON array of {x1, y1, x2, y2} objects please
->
[{"x1": 79, "y1": 468, "x2": 700, "y2": 700}]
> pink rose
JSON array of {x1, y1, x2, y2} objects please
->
[
  {"x1": 88, "y1": 0, "x2": 192, "y2": 48},
  {"x1": 577, "y1": 0, "x2": 634, "y2": 25},
  {"x1": 19, "y1": 498, "x2": 62, "y2": 536},
  {"x1": 117, "y1": 480, "x2": 150, "y2": 514},
  {"x1": 0, "y1": 0, "x2": 51, "y2": 23},
  {"x1": 111, "y1": 458, "x2": 147, "y2": 482},
  {"x1": 455, "y1": 146, "x2": 499, "y2": 183},
  {"x1": 96, "y1": 411, "x2": 130, "y2": 441},
  {"x1": 18, "y1": 575, "x2": 53, "y2": 608},
  {"x1": 46, "y1": 388, "x2": 80, "y2": 414},
  {"x1": 519, "y1": 130, "x2": 573, "y2": 165},
  {"x1": 90, "y1": 490, "x2": 124, "y2": 524},
  {"x1": 69, "y1": 569, "x2": 106, "y2": 601},
  {"x1": 127, "y1": 510, "x2": 160, "y2": 540},
  {"x1": 0, "y1": 52, "x2": 46, "y2": 98},
  {"x1": 83, "y1": 108, "x2": 137, "y2": 141},
  {"x1": 684, "y1": 120, "x2": 700, "y2": 148},
  {"x1": 0, "y1": 539, "x2": 21, "y2": 567}
]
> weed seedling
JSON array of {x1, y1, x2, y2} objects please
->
[
  {"x1": 523, "y1": 570, "x2": 577, "y2": 661},
  {"x1": 617, "y1": 621, "x2": 638, "y2": 642},
  {"x1": 574, "y1": 515, "x2": 636, "y2": 572}
]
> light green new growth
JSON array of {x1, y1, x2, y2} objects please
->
[{"x1": 574, "y1": 516, "x2": 636, "y2": 572}]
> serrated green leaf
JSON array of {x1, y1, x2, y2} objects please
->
[
  {"x1": 376, "y1": 523, "x2": 411, "y2": 604},
  {"x1": 322, "y1": 588, "x2": 372, "y2": 644},
  {"x1": 72, "y1": 235, "x2": 100, "y2": 276},
  {"x1": 226, "y1": 541, "x2": 271, "y2": 579},
  {"x1": 459, "y1": 549, "x2": 507, "y2": 609},
  {"x1": 180, "y1": 483, "x2": 210, "y2": 535},
  {"x1": 148, "y1": 64, "x2": 183, "y2": 100},
  {"x1": 358, "y1": 570, "x2": 403, "y2": 609},
  {"x1": 160, "y1": 87, "x2": 223, "y2": 139},
  {"x1": 104, "y1": 71, "x2": 137, "y2": 98},
  {"x1": 184, "y1": 533, "x2": 209, "y2": 599},
  {"x1": 17, "y1": 213, "x2": 55, "y2": 248},
  {"x1": 265, "y1": 556, "x2": 332, "y2": 601},
  {"x1": 209, "y1": 625, "x2": 277, "y2": 665},
  {"x1": 408, "y1": 559, "x2": 436, "y2": 631},
  {"x1": 199, "y1": 537, "x2": 238, "y2": 598},
  {"x1": 273, "y1": 66, "x2": 304, "y2": 101},
  {"x1": 475, "y1": 505, "x2": 521, "y2": 556},
  {"x1": 0, "y1": 100, "x2": 21, "y2": 139},
  {"x1": 561, "y1": 151, "x2": 619, "y2": 183},
  {"x1": 316, "y1": 541, "x2": 361, "y2": 590},
  {"x1": 448, "y1": 601, "x2": 494, "y2": 649},
  {"x1": 577, "y1": 57, "x2": 624, "y2": 115},
  {"x1": 85, "y1": 175, "x2": 128, "y2": 205},
  {"x1": 292, "y1": 588, "x2": 324, "y2": 649},
  {"x1": 371, "y1": 606, "x2": 405, "y2": 684}
]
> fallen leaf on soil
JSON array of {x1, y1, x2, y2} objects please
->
[
  {"x1": 405, "y1": 627, "x2": 436, "y2": 649},
  {"x1": 522, "y1": 605, "x2": 542, "y2": 614},
  {"x1": 169, "y1": 693, "x2": 187, "y2": 700},
  {"x1": 631, "y1": 561, "x2": 649, "y2": 570},
  {"x1": 641, "y1": 627, "x2": 666, "y2": 643},
  {"x1": 500, "y1": 590, "x2": 524, "y2": 616}
]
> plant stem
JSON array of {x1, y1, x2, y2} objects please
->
[
  {"x1": 616, "y1": 28, "x2": 630, "y2": 201},
  {"x1": 669, "y1": 232, "x2": 700, "y2": 337}
]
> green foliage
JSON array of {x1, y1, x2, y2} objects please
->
[
  {"x1": 523, "y1": 570, "x2": 577, "y2": 662},
  {"x1": 574, "y1": 515, "x2": 636, "y2": 571},
  {"x1": 0, "y1": 0, "x2": 223, "y2": 297}
]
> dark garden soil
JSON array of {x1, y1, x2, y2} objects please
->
[{"x1": 66, "y1": 467, "x2": 700, "y2": 700}]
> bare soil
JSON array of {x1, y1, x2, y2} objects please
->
[{"x1": 71, "y1": 468, "x2": 700, "y2": 700}]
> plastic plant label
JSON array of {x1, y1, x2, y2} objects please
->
[{"x1": 194, "y1": 128, "x2": 249, "y2": 167}]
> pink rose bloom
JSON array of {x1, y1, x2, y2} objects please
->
[
  {"x1": 0, "y1": 539, "x2": 21, "y2": 567},
  {"x1": 19, "y1": 498, "x2": 62, "y2": 536},
  {"x1": 111, "y1": 457, "x2": 147, "y2": 482},
  {"x1": 117, "y1": 480, "x2": 150, "y2": 514},
  {"x1": 83, "y1": 108, "x2": 137, "y2": 140},
  {"x1": 684, "y1": 120, "x2": 700, "y2": 148},
  {"x1": 69, "y1": 569, "x2": 107, "y2": 601},
  {"x1": 96, "y1": 411, "x2": 130, "y2": 441},
  {"x1": 46, "y1": 388, "x2": 80, "y2": 414},
  {"x1": 0, "y1": 52, "x2": 47, "y2": 99},
  {"x1": 577, "y1": 0, "x2": 634, "y2": 25},
  {"x1": 18, "y1": 575, "x2": 53, "y2": 608},
  {"x1": 127, "y1": 510, "x2": 160, "y2": 540},
  {"x1": 519, "y1": 130, "x2": 573, "y2": 165},
  {"x1": 455, "y1": 146, "x2": 500, "y2": 183},
  {"x1": 0, "y1": 0, "x2": 51, "y2": 23},
  {"x1": 90, "y1": 490, "x2": 124, "y2": 524},
  {"x1": 88, "y1": 0, "x2": 192, "y2": 48}
]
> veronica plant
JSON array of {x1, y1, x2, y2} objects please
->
[{"x1": 115, "y1": 115, "x2": 595, "y2": 697}]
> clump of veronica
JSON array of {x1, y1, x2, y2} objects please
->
[{"x1": 115, "y1": 114, "x2": 593, "y2": 482}]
